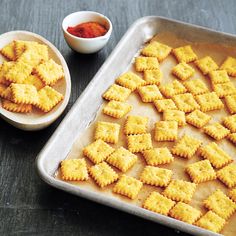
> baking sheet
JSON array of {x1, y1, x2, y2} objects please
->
[{"x1": 37, "y1": 17, "x2": 236, "y2": 236}]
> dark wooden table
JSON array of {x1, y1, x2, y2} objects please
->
[{"x1": 1, "y1": 0, "x2": 236, "y2": 235}]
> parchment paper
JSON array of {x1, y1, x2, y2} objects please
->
[{"x1": 56, "y1": 32, "x2": 236, "y2": 236}]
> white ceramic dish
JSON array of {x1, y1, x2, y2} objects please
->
[
  {"x1": 36, "y1": 16, "x2": 236, "y2": 235},
  {"x1": 62, "y1": 11, "x2": 112, "y2": 54},
  {"x1": 0, "y1": 31, "x2": 71, "y2": 131}
]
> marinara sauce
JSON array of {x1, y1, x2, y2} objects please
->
[{"x1": 67, "y1": 22, "x2": 108, "y2": 38}]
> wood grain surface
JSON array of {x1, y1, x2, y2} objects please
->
[{"x1": 0, "y1": 0, "x2": 236, "y2": 235}]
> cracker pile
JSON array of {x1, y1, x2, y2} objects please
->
[
  {"x1": 0, "y1": 40, "x2": 64, "y2": 113},
  {"x1": 60, "y1": 41, "x2": 236, "y2": 233}
]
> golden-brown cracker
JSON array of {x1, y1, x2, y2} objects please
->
[
  {"x1": 0, "y1": 42, "x2": 15, "y2": 60},
  {"x1": 0, "y1": 84, "x2": 12, "y2": 100},
  {"x1": 36, "y1": 86, "x2": 63, "y2": 112},
  {"x1": 183, "y1": 79, "x2": 209, "y2": 96},
  {"x1": 213, "y1": 81, "x2": 236, "y2": 98},
  {"x1": 102, "y1": 100, "x2": 132, "y2": 119},
  {"x1": 34, "y1": 59, "x2": 64, "y2": 85},
  {"x1": 172, "y1": 62, "x2": 195, "y2": 81},
  {"x1": 0, "y1": 61, "x2": 14, "y2": 85},
  {"x1": 199, "y1": 142, "x2": 233, "y2": 169},
  {"x1": 163, "y1": 109, "x2": 186, "y2": 127},
  {"x1": 137, "y1": 85, "x2": 162, "y2": 102},
  {"x1": 141, "y1": 41, "x2": 172, "y2": 61},
  {"x1": 223, "y1": 114, "x2": 236, "y2": 132},
  {"x1": 186, "y1": 160, "x2": 216, "y2": 184},
  {"x1": 142, "y1": 147, "x2": 174, "y2": 166},
  {"x1": 127, "y1": 133, "x2": 152, "y2": 153},
  {"x1": 11, "y1": 83, "x2": 39, "y2": 105},
  {"x1": 143, "y1": 69, "x2": 162, "y2": 85},
  {"x1": 203, "y1": 189, "x2": 236, "y2": 219},
  {"x1": 209, "y1": 70, "x2": 230, "y2": 84},
  {"x1": 203, "y1": 122, "x2": 230, "y2": 141},
  {"x1": 5, "y1": 61, "x2": 33, "y2": 83},
  {"x1": 135, "y1": 56, "x2": 159, "y2": 72},
  {"x1": 113, "y1": 175, "x2": 143, "y2": 199},
  {"x1": 195, "y1": 56, "x2": 218, "y2": 75},
  {"x1": 195, "y1": 92, "x2": 224, "y2": 112},
  {"x1": 154, "y1": 98, "x2": 177, "y2": 112},
  {"x1": 159, "y1": 80, "x2": 187, "y2": 98},
  {"x1": 172, "y1": 45, "x2": 198, "y2": 63},
  {"x1": 220, "y1": 56, "x2": 236, "y2": 76},
  {"x1": 102, "y1": 84, "x2": 131, "y2": 102},
  {"x1": 95, "y1": 121, "x2": 120, "y2": 144},
  {"x1": 1, "y1": 99, "x2": 32, "y2": 113},
  {"x1": 89, "y1": 162, "x2": 118, "y2": 188},
  {"x1": 229, "y1": 188, "x2": 236, "y2": 202},
  {"x1": 186, "y1": 110, "x2": 211, "y2": 128},
  {"x1": 154, "y1": 121, "x2": 178, "y2": 141},
  {"x1": 23, "y1": 74, "x2": 45, "y2": 90},
  {"x1": 195, "y1": 211, "x2": 226, "y2": 233},
  {"x1": 17, "y1": 48, "x2": 43, "y2": 67},
  {"x1": 83, "y1": 139, "x2": 115, "y2": 164},
  {"x1": 106, "y1": 147, "x2": 138, "y2": 172},
  {"x1": 169, "y1": 202, "x2": 202, "y2": 224},
  {"x1": 61, "y1": 158, "x2": 89, "y2": 181},
  {"x1": 124, "y1": 115, "x2": 148, "y2": 135},
  {"x1": 115, "y1": 72, "x2": 145, "y2": 91},
  {"x1": 225, "y1": 94, "x2": 236, "y2": 114},
  {"x1": 171, "y1": 135, "x2": 202, "y2": 159},
  {"x1": 143, "y1": 191, "x2": 175, "y2": 215},
  {"x1": 140, "y1": 166, "x2": 172, "y2": 187},
  {"x1": 14, "y1": 40, "x2": 38, "y2": 59},
  {"x1": 163, "y1": 179, "x2": 197, "y2": 203},
  {"x1": 173, "y1": 93, "x2": 199, "y2": 112},
  {"x1": 217, "y1": 163, "x2": 236, "y2": 188},
  {"x1": 228, "y1": 132, "x2": 236, "y2": 145}
]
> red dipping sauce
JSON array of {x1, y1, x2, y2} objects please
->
[{"x1": 67, "y1": 22, "x2": 108, "y2": 38}]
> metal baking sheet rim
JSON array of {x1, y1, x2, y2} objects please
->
[{"x1": 35, "y1": 16, "x2": 236, "y2": 236}]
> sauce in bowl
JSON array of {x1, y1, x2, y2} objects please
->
[{"x1": 67, "y1": 22, "x2": 108, "y2": 38}]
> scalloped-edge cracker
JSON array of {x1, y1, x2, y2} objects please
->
[
  {"x1": 217, "y1": 163, "x2": 236, "y2": 188},
  {"x1": 1, "y1": 99, "x2": 32, "y2": 113},
  {"x1": 11, "y1": 83, "x2": 39, "y2": 105},
  {"x1": 186, "y1": 110, "x2": 211, "y2": 128},
  {"x1": 183, "y1": 79, "x2": 209, "y2": 95},
  {"x1": 195, "y1": 211, "x2": 226, "y2": 233},
  {"x1": 140, "y1": 166, "x2": 172, "y2": 187},
  {"x1": 102, "y1": 100, "x2": 132, "y2": 118},
  {"x1": 115, "y1": 72, "x2": 145, "y2": 91},
  {"x1": 143, "y1": 69, "x2": 162, "y2": 85},
  {"x1": 195, "y1": 56, "x2": 218, "y2": 75},
  {"x1": 154, "y1": 120, "x2": 178, "y2": 141},
  {"x1": 186, "y1": 160, "x2": 216, "y2": 184},
  {"x1": 154, "y1": 98, "x2": 177, "y2": 112},
  {"x1": 220, "y1": 56, "x2": 236, "y2": 76},
  {"x1": 95, "y1": 121, "x2": 120, "y2": 144},
  {"x1": 163, "y1": 179, "x2": 197, "y2": 203},
  {"x1": 169, "y1": 202, "x2": 202, "y2": 224},
  {"x1": 203, "y1": 189, "x2": 236, "y2": 219},
  {"x1": 34, "y1": 59, "x2": 64, "y2": 85},
  {"x1": 83, "y1": 139, "x2": 115, "y2": 164},
  {"x1": 135, "y1": 56, "x2": 159, "y2": 72},
  {"x1": 172, "y1": 62, "x2": 194, "y2": 81},
  {"x1": 61, "y1": 158, "x2": 89, "y2": 181},
  {"x1": 102, "y1": 84, "x2": 131, "y2": 102},
  {"x1": 36, "y1": 86, "x2": 63, "y2": 112},
  {"x1": 203, "y1": 122, "x2": 230, "y2": 141},
  {"x1": 172, "y1": 45, "x2": 198, "y2": 63},
  {"x1": 199, "y1": 142, "x2": 233, "y2": 169},
  {"x1": 124, "y1": 115, "x2": 148, "y2": 135},
  {"x1": 137, "y1": 84, "x2": 162, "y2": 102},
  {"x1": 143, "y1": 191, "x2": 175, "y2": 215},
  {"x1": 113, "y1": 175, "x2": 143, "y2": 199},
  {"x1": 141, "y1": 41, "x2": 172, "y2": 61},
  {"x1": 142, "y1": 147, "x2": 174, "y2": 166},
  {"x1": 106, "y1": 147, "x2": 138, "y2": 172},
  {"x1": 127, "y1": 133, "x2": 152, "y2": 153},
  {"x1": 0, "y1": 42, "x2": 15, "y2": 60},
  {"x1": 160, "y1": 80, "x2": 187, "y2": 98},
  {"x1": 89, "y1": 162, "x2": 118, "y2": 188}
]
